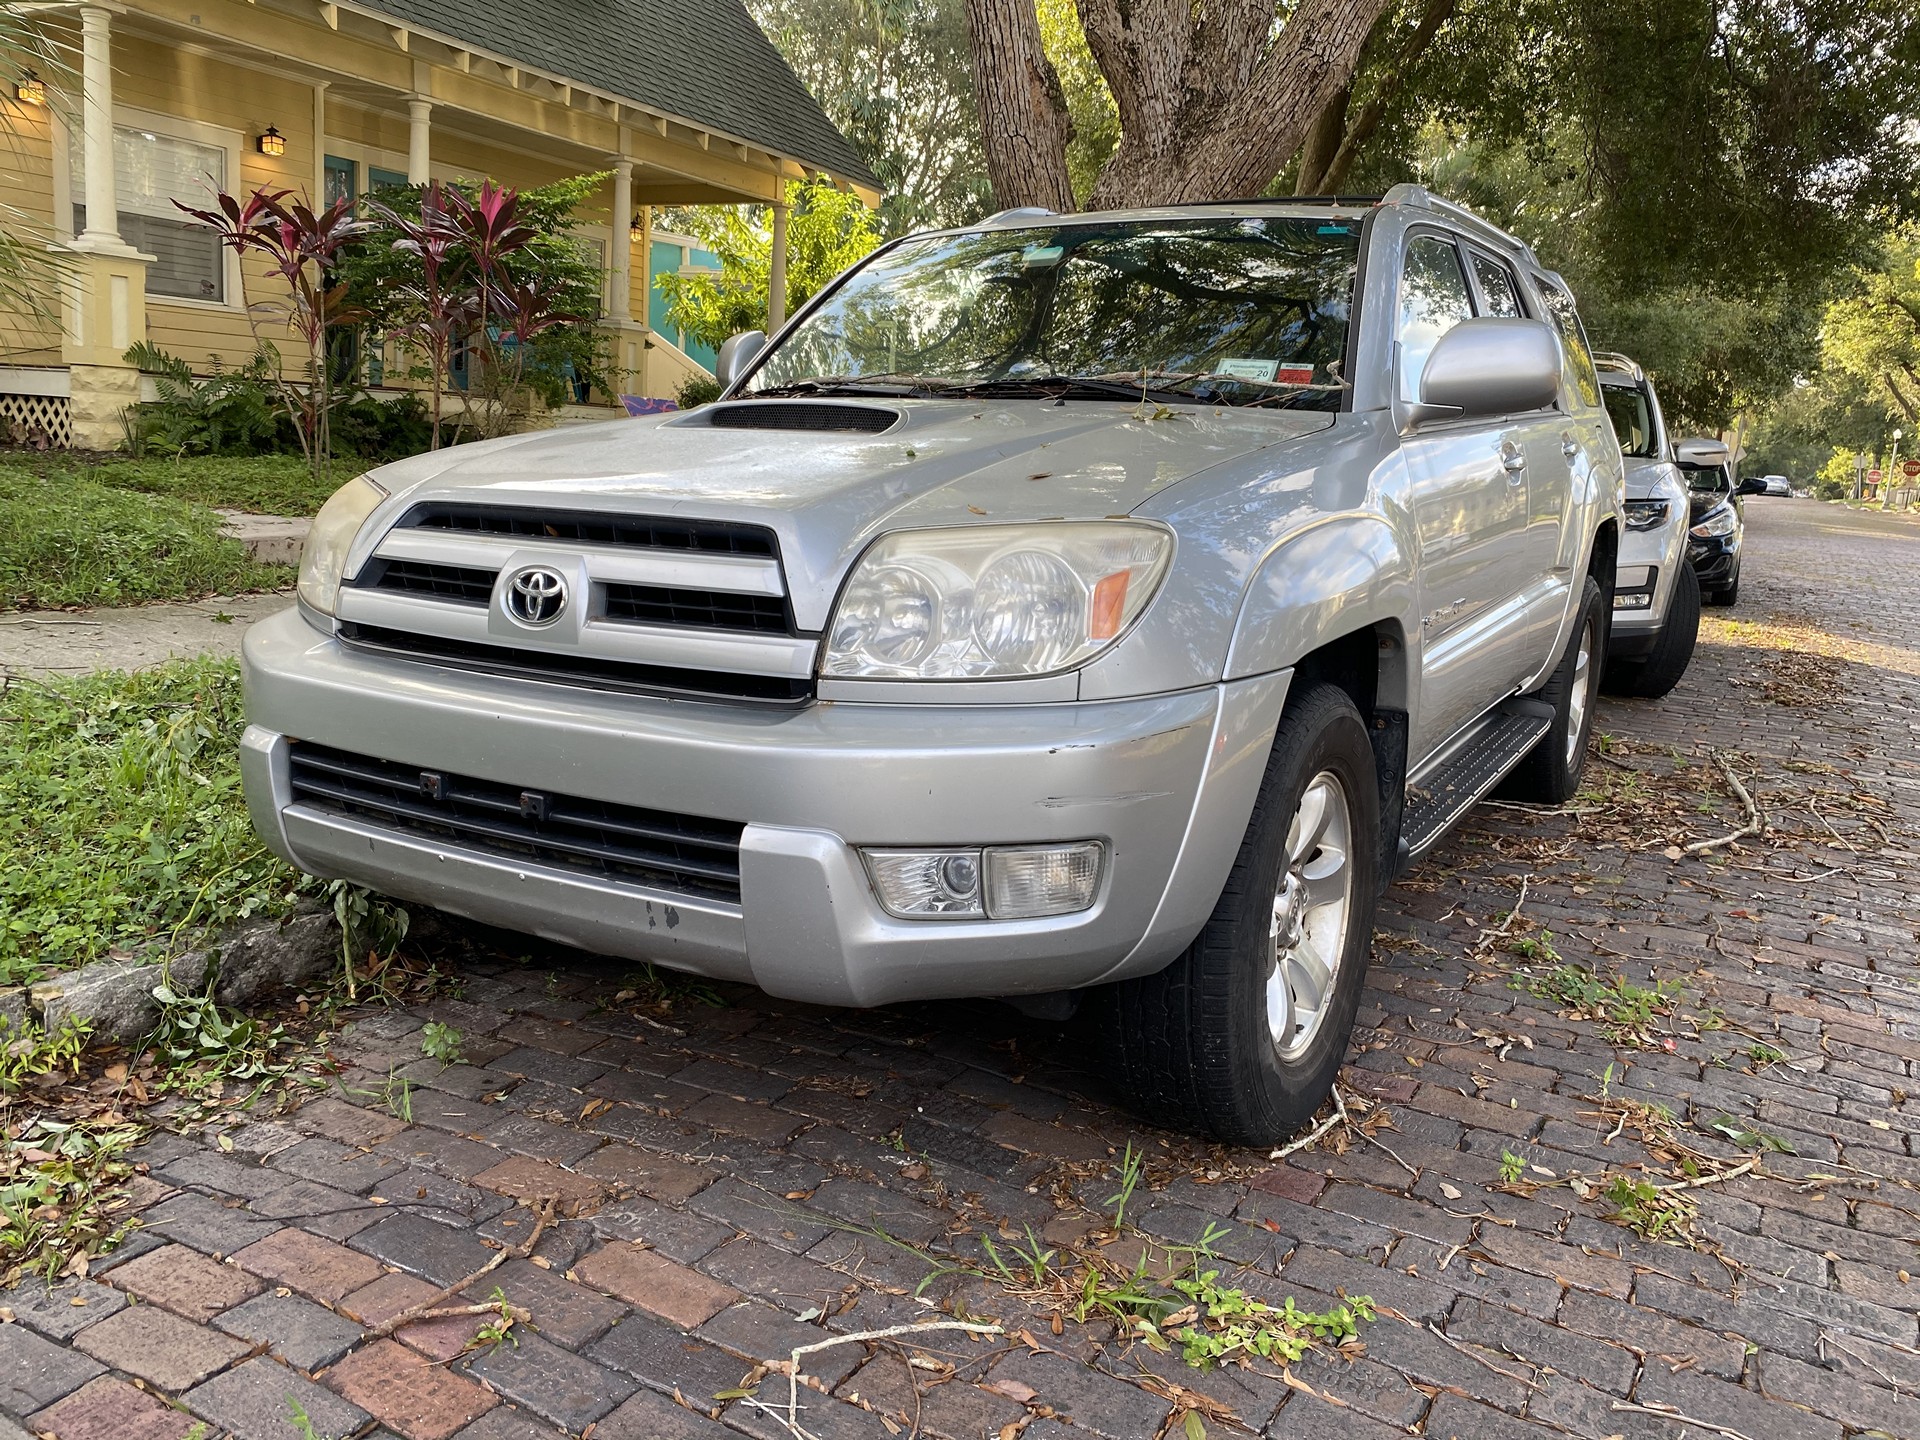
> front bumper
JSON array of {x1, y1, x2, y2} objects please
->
[
  {"x1": 1610, "y1": 519, "x2": 1685, "y2": 654},
  {"x1": 1688, "y1": 532, "x2": 1739, "y2": 586},
  {"x1": 241, "y1": 607, "x2": 1288, "y2": 1006}
]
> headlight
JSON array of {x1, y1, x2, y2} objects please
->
[
  {"x1": 823, "y1": 523, "x2": 1171, "y2": 679},
  {"x1": 297, "y1": 474, "x2": 388, "y2": 616},
  {"x1": 1623, "y1": 499, "x2": 1669, "y2": 531},
  {"x1": 1690, "y1": 505, "x2": 1737, "y2": 539}
]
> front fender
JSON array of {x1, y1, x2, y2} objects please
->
[{"x1": 1224, "y1": 513, "x2": 1416, "y2": 680}]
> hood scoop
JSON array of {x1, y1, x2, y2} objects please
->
[{"x1": 701, "y1": 401, "x2": 899, "y2": 434}]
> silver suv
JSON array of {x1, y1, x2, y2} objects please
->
[
  {"x1": 1596, "y1": 354, "x2": 1700, "y2": 697},
  {"x1": 242, "y1": 184, "x2": 1622, "y2": 1143}
]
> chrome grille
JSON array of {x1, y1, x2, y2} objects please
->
[
  {"x1": 287, "y1": 741, "x2": 745, "y2": 900},
  {"x1": 602, "y1": 583, "x2": 789, "y2": 634},
  {"x1": 401, "y1": 503, "x2": 776, "y2": 556},
  {"x1": 369, "y1": 559, "x2": 494, "y2": 605}
]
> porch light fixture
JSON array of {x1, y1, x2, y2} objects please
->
[
  {"x1": 14, "y1": 70, "x2": 45, "y2": 105},
  {"x1": 257, "y1": 125, "x2": 286, "y2": 157}
]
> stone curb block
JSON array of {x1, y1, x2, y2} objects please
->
[{"x1": 7, "y1": 911, "x2": 338, "y2": 1045}]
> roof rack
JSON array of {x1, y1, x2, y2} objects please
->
[
  {"x1": 1592, "y1": 351, "x2": 1644, "y2": 382},
  {"x1": 1377, "y1": 183, "x2": 1538, "y2": 266}
]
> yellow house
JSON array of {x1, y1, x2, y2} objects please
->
[{"x1": 0, "y1": 0, "x2": 879, "y2": 448}]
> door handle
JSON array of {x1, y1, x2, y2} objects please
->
[
  {"x1": 1500, "y1": 441, "x2": 1526, "y2": 479},
  {"x1": 1561, "y1": 435, "x2": 1580, "y2": 459}
]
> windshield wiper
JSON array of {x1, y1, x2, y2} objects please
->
[
  {"x1": 1083, "y1": 368, "x2": 1348, "y2": 406},
  {"x1": 948, "y1": 375, "x2": 1191, "y2": 402},
  {"x1": 749, "y1": 373, "x2": 963, "y2": 398}
]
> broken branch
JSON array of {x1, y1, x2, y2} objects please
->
[{"x1": 1685, "y1": 753, "x2": 1764, "y2": 854}]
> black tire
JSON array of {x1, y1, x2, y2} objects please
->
[
  {"x1": 1498, "y1": 575, "x2": 1604, "y2": 804},
  {"x1": 1604, "y1": 564, "x2": 1700, "y2": 699},
  {"x1": 1097, "y1": 683, "x2": 1380, "y2": 1146}
]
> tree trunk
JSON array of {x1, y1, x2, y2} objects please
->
[
  {"x1": 963, "y1": 0, "x2": 1077, "y2": 212},
  {"x1": 1296, "y1": 85, "x2": 1352, "y2": 194},
  {"x1": 1316, "y1": 0, "x2": 1457, "y2": 193}
]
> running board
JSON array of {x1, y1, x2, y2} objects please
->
[{"x1": 1397, "y1": 705, "x2": 1553, "y2": 867}]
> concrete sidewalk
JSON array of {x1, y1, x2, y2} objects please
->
[{"x1": 0, "y1": 591, "x2": 290, "y2": 677}]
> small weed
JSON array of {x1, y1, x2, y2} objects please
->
[
  {"x1": 982, "y1": 1226, "x2": 1057, "y2": 1288},
  {"x1": 1510, "y1": 931, "x2": 1563, "y2": 965},
  {"x1": 0, "y1": 1016, "x2": 92, "y2": 1094},
  {"x1": 467, "y1": 1286, "x2": 521, "y2": 1351},
  {"x1": 1522, "y1": 964, "x2": 1687, "y2": 1046},
  {"x1": 350, "y1": 1069, "x2": 413, "y2": 1122},
  {"x1": 284, "y1": 1399, "x2": 319, "y2": 1440},
  {"x1": 1746, "y1": 1041, "x2": 1786, "y2": 1066},
  {"x1": 0, "y1": 1117, "x2": 142, "y2": 1284},
  {"x1": 1105, "y1": 1142, "x2": 1144, "y2": 1230},
  {"x1": 149, "y1": 985, "x2": 299, "y2": 1099},
  {"x1": 614, "y1": 963, "x2": 725, "y2": 1016},
  {"x1": 420, "y1": 1022, "x2": 465, "y2": 1067},
  {"x1": 1601, "y1": 1173, "x2": 1696, "y2": 1242},
  {"x1": 327, "y1": 881, "x2": 410, "y2": 1002},
  {"x1": 1498, "y1": 1150, "x2": 1526, "y2": 1184},
  {"x1": 1167, "y1": 1272, "x2": 1372, "y2": 1368}
]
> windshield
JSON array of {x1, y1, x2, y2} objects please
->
[
  {"x1": 1602, "y1": 382, "x2": 1657, "y2": 458},
  {"x1": 744, "y1": 216, "x2": 1363, "y2": 411}
]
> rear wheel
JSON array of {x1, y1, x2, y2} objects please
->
[
  {"x1": 1604, "y1": 564, "x2": 1700, "y2": 699},
  {"x1": 1098, "y1": 683, "x2": 1379, "y2": 1145},
  {"x1": 1499, "y1": 575, "x2": 1603, "y2": 804}
]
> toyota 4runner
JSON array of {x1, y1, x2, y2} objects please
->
[{"x1": 242, "y1": 184, "x2": 1622, "y2": 1144}]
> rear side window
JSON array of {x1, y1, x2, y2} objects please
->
[
  {"x1": 1397, "y1": 234, "x2": 1474, "y2": 401},
  {"x1": 1603, "y1": 384, "x2": 1656, "y2": 457},
  {"x1": 1536, "y1": 276, "x2": 1602, "y2": 409},
  {"x1": 1467, "y1": 250, "x2": 1523, "y2": 318}
]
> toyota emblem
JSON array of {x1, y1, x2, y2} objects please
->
[{"x1": 505, "y1": 566, "x2": 568, "y2": 626}]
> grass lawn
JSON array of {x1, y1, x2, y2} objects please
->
[
  {"x1": 0, "y1": 658, "x2": 303, "y2": 984},
  {"x1": 0, "y1": 465, "x2": 291, "y2": 610},
  {"x1": 0, "y1": 450, "x2": 342, "y2": 517}
]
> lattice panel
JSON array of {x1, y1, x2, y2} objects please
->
[{"x1": 0, "y1": 392, "x2": 72, "y2": 449}]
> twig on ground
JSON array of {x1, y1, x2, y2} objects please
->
[
  {"x1": 783, "y1": 1321, "x2": 1003, "y2": 1440},
  {"x1": 367, "y1": 1196, "x2": 554, "y2": 1339},
  {"x1": 1471, "y1": 875, "x2": 1531, "y2": 955},
  {"x1": 1685, "y1": 753, "x2": 1764, "y2": 854},
  {"x1": 1610, "y1": 1398, "x2": 1757, "y2": 1439},
  {"x1": 1424, "y1": 1321, "x2": 1541, "y2": 1391},
  {"x1": 1808, "y1": 801, "x2": 1858, "y2": 853},
  {"x1": 1652, "y1": 1157, "x2": 1758, "y2": 1192},
  {"x1": 1271, "y1": 1085, "x2": 1350, "y2": 1161}
]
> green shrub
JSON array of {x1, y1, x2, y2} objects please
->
[
  {"x1": 0, "y1": 466, "x2": 289, "y2": 609},
  {"x1": 0, "y1": 658, "x2": 303, "y2": 981},
  {"x1": 123, "y1": 342, "x2": 286, "y2": 457},
  {"x1": 676, "y1": 373, "x2": 723, "y2": 409},
  {"x1": 331, "y1": 392, "x2": 434, "y2": 463}
]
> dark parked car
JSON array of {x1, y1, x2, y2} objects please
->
[{"x1": 1675, "y1": 438, "x2": 1756, "y2": 606}]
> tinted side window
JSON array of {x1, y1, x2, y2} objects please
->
[
  {"x1": 1468, "y1": 250, "x2": 1523, "y2": 318},
  {"x1": 1603, "y1": 384, "x2": 1655, "y2": 457},
  {"x1": 1537, "y1": 277, "x2": 1602, "y2": 408},
  {"x1": 1397, "y1": 234, "x2": 1474, "y2": 401}
]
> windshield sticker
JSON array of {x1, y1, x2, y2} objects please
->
[
  {"x1": 1215, "y1": 358, "x2": 1279, "y2": 382},
  {"x1": 1275, "y1": 364, "x2": 1315, "y2": 386},
  {"x1": 1020, "y1": 244, "x2": 1065, "y2": 267}
]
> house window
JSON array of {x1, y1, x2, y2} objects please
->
[
  {"x1": 73, "y1": 125, "x2": 227, "y2": 302},
  {"x1": 324, "y1": 154, "x2": 356, "y2": 209}
]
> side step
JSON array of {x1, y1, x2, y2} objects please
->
[{"x1": 1398, "y1": 705, "x2": 1553, "y2": 866}]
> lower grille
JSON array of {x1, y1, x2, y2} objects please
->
[
  {"x1": 336, "y1": 622, "x2": 812, "y2": 705},
  {"x1": 287, "y1": 742, "x2": 745, "y2": 900}
]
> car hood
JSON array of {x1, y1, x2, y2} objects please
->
[
  {"x1": 1621, "y1": 455, "x2": 1679, "y2": 501},
  {"x1": 363, "y1": 398, "x2": 1335, "y2": 617}
]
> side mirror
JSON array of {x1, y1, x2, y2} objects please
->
[
  {"x1": 1405, "y1": 318, "x2": 1562, "y2": 429},
  {"x1": 1674, "y1": 436, "x2": 1731, "y2": 470},
  {"x1": 715, "y1": 331, "x2": 767, "y2": 390}
]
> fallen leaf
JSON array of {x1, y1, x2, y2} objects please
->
[
  {"x1": 985, "y1": 1379, "x2": 1038, "y2": 1404},
  {"x1": 967, "y1": 504, "x2": 988, "y2": 515},
  {"x1": 1439, "y1": 1182, "x2": 1463, "y2": 1201}
]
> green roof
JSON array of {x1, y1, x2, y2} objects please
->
[{"x1": 358, "y1": 0, "x2": 877, "y2": 189}]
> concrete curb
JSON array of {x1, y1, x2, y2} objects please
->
[{"x1": 4, "y1": 910, "x2": 338, "y2": 1046}]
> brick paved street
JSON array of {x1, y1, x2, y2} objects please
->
[{"x1": 6, "y1": 499, "x2": 1918, "y2": 1440}]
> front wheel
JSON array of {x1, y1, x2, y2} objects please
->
[
  {"x1": 1604, "y1": 563, "x2": 1700, "y2": 699},
  {"x1": 1097, "y1": 683, "x2": 1380, "y2": 1145},
  {"x1": 1499, "y1": 574, "x2": 1604, "y2": 804}
]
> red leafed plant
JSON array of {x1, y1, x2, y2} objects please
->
[{"x1": 175, "y1": 188, "x2": 372, "y2": 473}]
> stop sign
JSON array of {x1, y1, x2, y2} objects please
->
[
  {"x1": 1904, "y1": 460, "x2": 1920, "y2": 479},
  {"x1": 1869, "y1": 468, "x2": 1884, "y2": 484}
]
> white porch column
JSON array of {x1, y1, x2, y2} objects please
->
[
  {"x1": 636, "y1": 203, "x2": 653, "y2": 396},
  {"x1": 77, "y1": 5, "x2": 120, "y2": 246},
  {"x1": 609, "y1": 159, "x2": 633, "y2": 322},
  {"x1": 313, "y1": 81, "x2": 330, "y2": 202},
  {"x1": 406, "y1": 97, "x2": 432, "y2": 185},
  {"x1": 767, "y1": 197, "x2": 790, "y2": 331}
]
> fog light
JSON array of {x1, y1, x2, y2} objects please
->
[
  {"x1": 863, "y1": 849, "x2": 984, "y2": 918},
  {"x1": 1612, "y1": 592, "x2": 1652, "y2": 609},
  {"x1": 985, "y1": 842, "x2": 1104, "y2": 919}
]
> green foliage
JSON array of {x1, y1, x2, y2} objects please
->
[
  {"x1": 327, "y1": 881, "x2": 410, "y2": 1002},
  {"x1": 1167, "y1": 1272, "x2": 1372, "y2": 1368},
  {"x1": 750, "y1": 0, "x2": 988, "y2": 234},
  {"x1": 1, "y1": 450, "x2": 343, "y2": 519},
  {"x1": 0, "y1": 465, "x2": 288, "y2": 610},
  {"x1": 0, "y1": 1016, "x2": 92, "y2": 1093},
  {"x1": 0, "y1": 1116, "x2": 141, "y2": 1284},
  {"x1": 1821, "y1": 225, "x2": 1920, "y2": 426},
  {"x1": 1521, "y1": 964, "x2": 1688, "y2": 1046},
  {"x1": 1498, "y1": 1150, "x2": 1526, "y2": 1184},
  {"x1": 676, "y1": 373, "x2": 724, "y2": 409},
  {"x1": 1104, "y1": 1142, "x2": 1143, "y2": 1230},
  {"x1": 123, "y1": 343, "x2": 285, "y2": 457},
  {"x1": 658, "y1": 180, "x2": 882, "y2": 352},
  {"x1": 1036, "y1": 0, "x2": 1117, "y2": 206},
  {"x1": 420, "y1": 1021, "x2": 465, "y2": 1067},
  {"x1": 148, "y1": 984, "x2": 297, "y2": 1096},
  {"x1": 0, "y1": 659, "x2": 303, "y2": 979}
]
